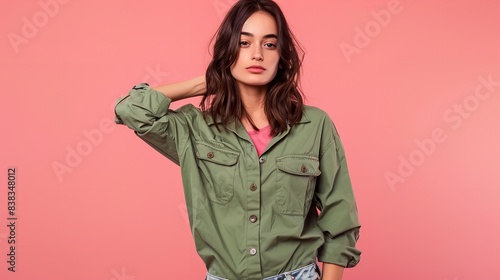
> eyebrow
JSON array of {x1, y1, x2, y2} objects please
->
[{"x1": 240, "y1": 31, "x2": 278, "y2": 39}]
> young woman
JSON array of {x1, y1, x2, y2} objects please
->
[{"x1": 114, "y1": 0, "x2": 361, "y2": 279}]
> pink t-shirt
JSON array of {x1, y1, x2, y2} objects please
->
[{"x1": 247, "y1": 125, "x2": 272, "y2": 156}]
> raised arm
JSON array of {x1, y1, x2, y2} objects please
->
[
  {"x1": 152, "y1": 75, "x2": 206, "y2": 101},
  {"x1": 114, "y1": 75, "x2": 207, "y2": 165}
]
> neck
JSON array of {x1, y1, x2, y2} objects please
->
[{"x1": 238, "y1": 83, "x2": 269, "y2": 129}]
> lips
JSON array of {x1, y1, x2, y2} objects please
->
[{"x1": 246, "y1": 65, "x2": 266, "y2": 70}]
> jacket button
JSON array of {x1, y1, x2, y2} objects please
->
[
  {"x1": 250, "y1": 183, "x2": 257, "y2": 191},
  {"x1": 207, "y1": 152, "x2": 214, "y2": 159},
  {"x1": 249, "y1": 215, "x2": 258, "y2": 223},
  {"x1": 259, "y1": 157, "x2": 265, "y2": 164},
  {"x1": 249, "y1": 248, "x2": 257, "y2": 255},
  {"x1": 301, "y1": 164, "x2": 308, "y2": 173}
]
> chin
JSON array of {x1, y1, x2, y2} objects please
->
[
  {"x1": 244, "y1": 81, "x2": 271, "y2": 87},
  {"x1": 243, "y1": 77, "x2": 274, "y2": 86}
]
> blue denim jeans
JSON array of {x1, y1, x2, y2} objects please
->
[{"x1": 205, "y1": 263, "x2": 321, "y2": 280}]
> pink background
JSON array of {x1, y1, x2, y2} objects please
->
[{"x1": 1, "y1": 0, "x2": 499, "y2": 279}]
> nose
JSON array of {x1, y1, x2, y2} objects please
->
[{"x1": 252, "y1": 45, "x2": 263, "y2": 61}]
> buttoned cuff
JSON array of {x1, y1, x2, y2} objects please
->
[
  {"x1": 317, "y1": 229, "x2": 361, "y2": 268},
  {"x1": 114, "y1": 94, "x2": 130, "y2": 125},
  {"x1": 114, "y1": 83, "x2": 172, "y2": 130}
]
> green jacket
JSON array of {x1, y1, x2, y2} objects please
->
[{"x1": 115, "y1": 83, "x2": 361, "y2": 279}]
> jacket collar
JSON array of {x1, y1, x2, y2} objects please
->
[{"x1": 205, "y1": 108, "x2": 311, "y2": 127}]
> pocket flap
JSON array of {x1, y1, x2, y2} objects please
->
[
  {"x1": 195, "y1": 141, "x2": 239, "y2": 166},
  {"x1": 276, "y1": 155, "x2": 321, "y2": 176}
]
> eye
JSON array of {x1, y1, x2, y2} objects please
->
[
  {"x1": 264, "y1": 42, "x2": 277, "y2": 49},
  {"x1": 239, "y1": 41, "x2": 250, "y2": 47}
]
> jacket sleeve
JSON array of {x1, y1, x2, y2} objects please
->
[
  {"x1": 314, "y1": 119, "x2": 361, "y2": 268},
  {"x1": 114, "y1": 83, "x2": 192, "y2": 165}
]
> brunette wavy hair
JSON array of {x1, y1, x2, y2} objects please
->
[{"x1": 201, "y1": 0, "x2": 305, "y2": 136}]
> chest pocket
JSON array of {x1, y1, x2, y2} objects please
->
[
  {"x1": 195, "y1": 141, "x2": 239, "y2": 205},
  {"x1": 275, "y1": 155, "x2": 321, "y2": 216}
]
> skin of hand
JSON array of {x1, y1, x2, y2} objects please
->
[{"x1": 321, "y1": 263, "x2": 344, "y2": 280}]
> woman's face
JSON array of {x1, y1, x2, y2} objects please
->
[{"x1": 230, "y1": 11, "x2": 280, "y2": 90}]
